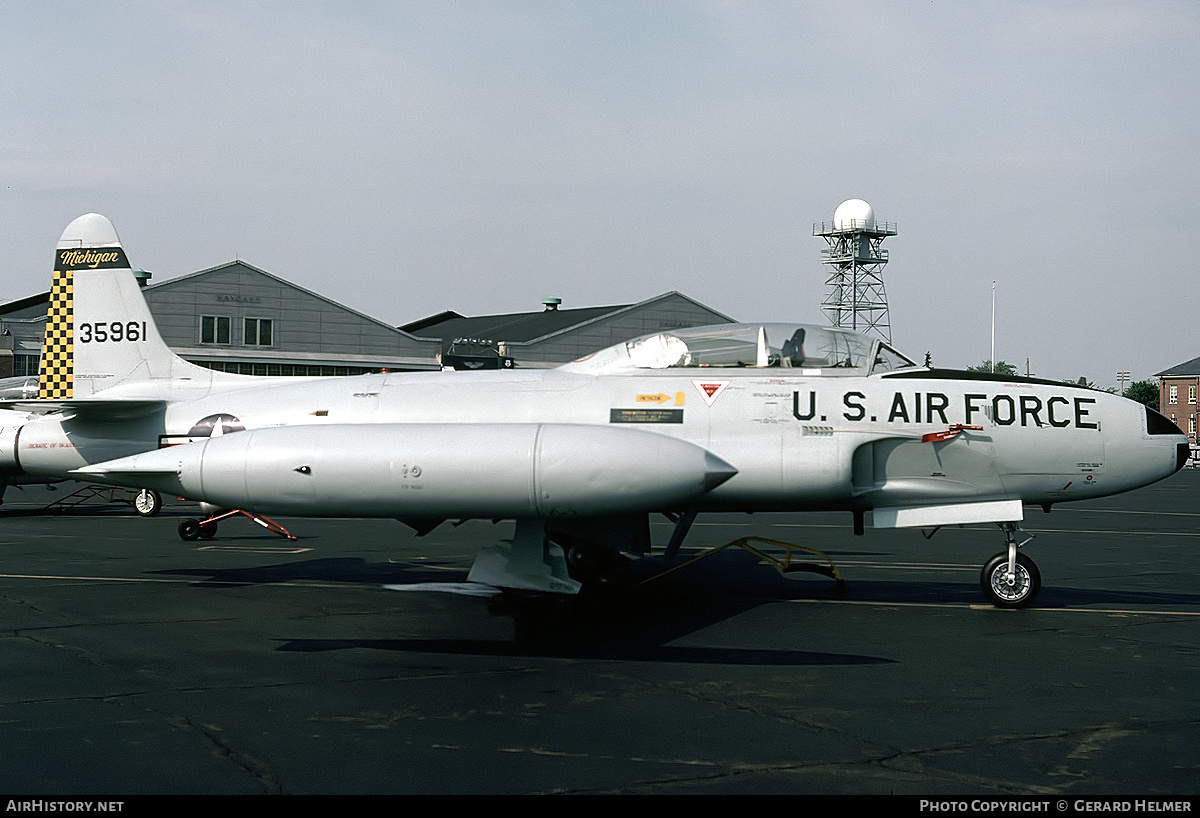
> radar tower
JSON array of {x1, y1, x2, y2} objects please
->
[{"x1": 814, "y1": 199, "x2": 897, "y2": 343}]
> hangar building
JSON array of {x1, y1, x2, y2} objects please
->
[
  {"x1": 0, "y1": 262, "x2": 734, "y2": 377},
  {"x1": 140, "y1": 262, "x2": 440, "y2": 375},
  {"x1": 402, "y1": 292, "x2": 735, "y2": 369}
]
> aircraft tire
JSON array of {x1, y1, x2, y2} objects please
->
[
  {"x1": 980, "y1": 552, "x2": 1041, "y2": 609},
  {"x1": 564, "y1": 543, "x2": 614, "y2": 584},
  {"x1": 199, "y1": 522, "x2": 218, "y2": 540},
  {"x1": 178, "y1": 519, "x2": 202, "y2": 541},
  {"x1": 133, "y1": 489, "x2": 163, "y2": 517}
]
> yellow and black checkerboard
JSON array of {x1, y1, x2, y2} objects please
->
[{"x1": 38, "y1": 266, "x2": 74, "y2": 399}]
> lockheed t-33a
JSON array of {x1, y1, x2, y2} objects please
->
[{"x1": 1, "y1": 214, "x2": 1189, "y2": 608}]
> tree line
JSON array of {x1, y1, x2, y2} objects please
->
[{"x1": 921, "y1": 354, "x2": 1159, "y2": 410}]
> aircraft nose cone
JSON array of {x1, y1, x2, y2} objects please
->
[
  {"x1": 1142, "y1": 404, "x2": 1191, "y2": 474},
  {"x1": 703, "y1": 451, "x2": 739, "y2": 491}
]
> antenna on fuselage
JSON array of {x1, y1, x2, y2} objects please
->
[{"x1": 814, "y1": 199, "x2": 897, "y2": 343}]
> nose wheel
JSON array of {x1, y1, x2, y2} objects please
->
[{"x1": 980, "y1": 524, "x2": 1040, "y2": 608}]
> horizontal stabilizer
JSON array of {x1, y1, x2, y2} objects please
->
[{"x1": 872, "y1": 499, "x2": 1023, "y2": 529}]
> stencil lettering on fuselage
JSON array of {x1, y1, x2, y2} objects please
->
[{"x1": 794, "y1": 390, "x2": 1100, "y2": 430}]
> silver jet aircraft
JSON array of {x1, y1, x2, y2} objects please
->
[{"x1": 2, "y1": 214, "x2": 1190, "y2": 607}]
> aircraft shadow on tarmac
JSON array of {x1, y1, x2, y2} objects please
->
[
  {"x1": 1029, "y1": 584, "x2": 1200, "y2": 609},
  {"x1": 272, "y1": 637, "x2": 891, "y2": 667},
  {"x1": 150, "y1": 554, "x2": 893, "y2": 666},
  {"x1": 150, "y1": 550, "x2": 1200, "y2": 665},
  {"x1": 149, "y1": 556, "x2": 448, "y2": 587},
  {"x1": 272, "y1": 580, "x2": 896, "y2": 667},
  {"x1": 150, "y1": 550, "x2": 1200, "y2": 610}
]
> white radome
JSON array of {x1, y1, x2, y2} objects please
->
[{"x1": 833, "y1": 199, "x2": 874, "y2": 231}]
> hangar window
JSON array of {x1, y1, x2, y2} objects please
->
[
  {"x1": 201, "y1": 315, "x2": 231, "y2": 345},
  {"x1": 1190, "y1": 385, "x2": 1196, "y2": 404},
  {"x1": 12, "y1": 354, "x2": 39, "y2": 376},
  {"x1": 1170, "y1": 385, "x2": 1178, "y2": 404},
  {"x1": 244, "y1": 318, "x2": 273, "y2": 346}
]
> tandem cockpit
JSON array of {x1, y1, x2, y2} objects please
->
[{"x1": 563, "y1": 323, "x2": 921, "y2": 376}]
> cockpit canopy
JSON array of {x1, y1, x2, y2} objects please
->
[{"x1": 563, "y1": 323, "x2": 919, "y2": 375}]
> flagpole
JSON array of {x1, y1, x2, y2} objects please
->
[{"x1": 990, "y1": 280, "x2": 996, "y2": 373}]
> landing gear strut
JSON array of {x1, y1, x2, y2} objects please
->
[
  {"x1": 980, "y1": 523, "x2": 1040, "y2": 608},
  {"x1": 133, "y1": 488, "x2": 163, "y2": 517},
  {"x1": 177, "y1": 509, "x2": 297, "y2": 541}
]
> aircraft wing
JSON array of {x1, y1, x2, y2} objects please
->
[{"x1": 0, "y1": 399, "x2": 165, "y2": 420}]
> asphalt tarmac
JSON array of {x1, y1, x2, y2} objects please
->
[{"x1": 0, "y1": 472, "x2": 1197, "y2": 795}]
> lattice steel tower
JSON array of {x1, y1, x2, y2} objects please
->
[{"x1": 814, "y1": 199, "x2": 898, "y2": 343}]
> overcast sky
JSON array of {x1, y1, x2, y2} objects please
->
[{"x1": 2, "y1": 1, "x2": 1196, "y2": 387}]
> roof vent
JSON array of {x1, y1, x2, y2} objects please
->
[{"x1": 542, "y1": 297, "x2": 562, "y2": 312}]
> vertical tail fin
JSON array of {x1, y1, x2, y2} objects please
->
[{"x1": 39, "y1": 214, "x2": 204, "y2": 400}]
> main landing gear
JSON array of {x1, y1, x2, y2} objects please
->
[
  {"x1": 132, "y1": 488, "x2": 163, "y2": 517},
  {"x1": 980, "y1": 523, "x2": 1040, "y2": 608}
]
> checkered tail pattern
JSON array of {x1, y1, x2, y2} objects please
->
[{"x1": 38, "y1": 265, "x2": 74, "y2": 399}]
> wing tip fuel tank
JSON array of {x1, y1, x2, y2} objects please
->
[
  {"x1": 702, "y1": 451, "x2": 740, "y2": 491},
  {"x1": 75, "y1": 423, "x2": 738, "y2": 519}
]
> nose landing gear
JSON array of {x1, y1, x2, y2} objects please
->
[{"x1": 980, "y1": 523, "x2": 1040, "y2": 608}]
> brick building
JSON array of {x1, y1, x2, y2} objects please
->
[{"x1": 1156, "y1": 356, "x2": 1200, "y2": 449}]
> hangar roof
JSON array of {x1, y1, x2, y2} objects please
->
[
  {"x1": 149, "y1": 260, "x2": 430, "y2": 343},
  {"x1": 400, "y1": 303, "x2": 628, "y2": 343},
  {"x1": 400, "y1": 292, "x2": 734, "y2": 345},
  {"x1": 0, "y1": 292, "x2": 49, "y2": 319}
]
